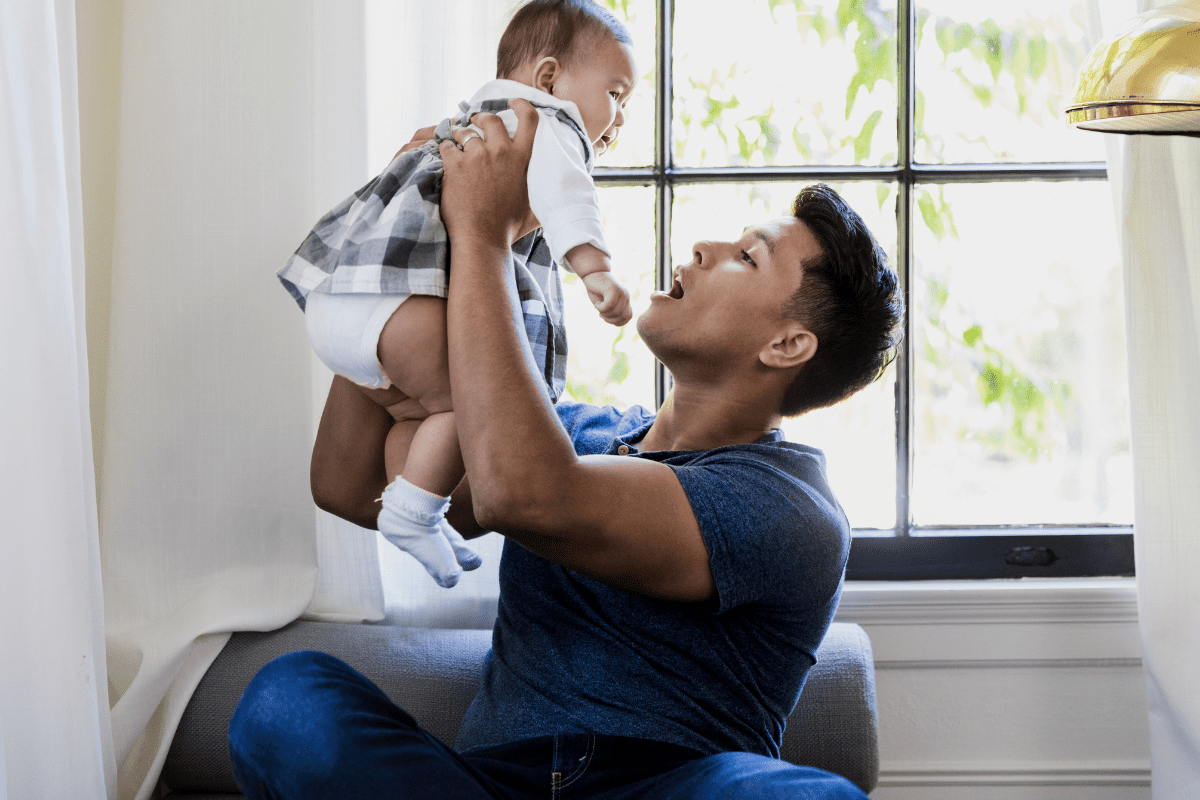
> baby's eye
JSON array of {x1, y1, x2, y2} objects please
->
[{"x1": 610, "y1": 91, "x2": 621, "y2": 99}]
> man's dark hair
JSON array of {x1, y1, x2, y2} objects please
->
[
  {"x1": 497, "y1": 0, "x2": 633, "y2": 80},
  {"x1": 780, "y1": 184, "x2": 905, "y2": 417}
]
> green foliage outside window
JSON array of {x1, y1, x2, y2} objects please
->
[{"x1": 585, "y1": 0, "x2": 1113, "y2": 479}]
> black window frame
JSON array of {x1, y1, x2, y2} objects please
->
[{"x1": 592, "y1": 0, "x2": 1135, "y2": 580}]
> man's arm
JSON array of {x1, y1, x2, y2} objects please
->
[{"x1": 438, "y1": 102, "x2": 715, "y2": 602}]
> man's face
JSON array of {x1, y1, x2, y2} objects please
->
[{"x1": 637, "y1": 217, "x2": 821, "y2": 375}]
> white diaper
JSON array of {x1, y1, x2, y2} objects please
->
[{"x1": 304, "y1": 291, "x2": 407, "y2": 389}]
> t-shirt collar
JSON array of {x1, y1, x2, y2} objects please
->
[{"x1": 606, "y1": 423, "x2": 785, "y2": 455}]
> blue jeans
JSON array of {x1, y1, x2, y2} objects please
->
[{"x1": 228, "y1": 651, "x2": 868, "y2": 800}]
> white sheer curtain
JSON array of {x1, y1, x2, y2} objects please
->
[
  {"x1": 96, "y1": 2, "x2": 511, "y2": 797},
  {"x1": 1110, "y1": 134, "x2": 1200, "y2": 796},
  {"x1": 99, "y1": 2, "x2": 383, "y2": 797},
  {"x1": 1100, "y1": 2, "x2": 1200, "y2": 795},
  {"x1": 0, "y1": 0, "x2": 116, "y2": 797}
]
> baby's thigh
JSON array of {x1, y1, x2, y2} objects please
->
[{"x1": 376, "y1": 295, "x2": 452, "y2": 414}]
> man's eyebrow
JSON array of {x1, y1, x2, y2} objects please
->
[{"x1": 741, "y1": 228, "x2": 776, "y2": 255}]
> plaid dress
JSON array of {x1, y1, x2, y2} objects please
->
[{"x1": 277, "y1": 97, "x2": 591, "y2": 402}]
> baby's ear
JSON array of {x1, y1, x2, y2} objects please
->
[{"x1": 532, "y1": 56, "x2": 561, "y2": 95}]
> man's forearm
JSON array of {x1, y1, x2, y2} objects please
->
[
  {"x1": 440, "y1": 104, "x2": 580, "y2": 530},
  {"x1": 445, "y1": 233, "x2": 577, "y2": 529}
]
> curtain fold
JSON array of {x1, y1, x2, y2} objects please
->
[{"x1": 0, "y1": 0, "x2": 116, "y2": 797}]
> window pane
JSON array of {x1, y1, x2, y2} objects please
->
[
  {"x1": 911, "y1": 181, "x2": 1133, "y2": 526},
  {"x1": 595, "y1": 0, "x2": 656, "y2": 168},
  {"x1": 673, "y1": 182, "x2": 899, "y2": 529},
  {"x1": 673, "y1": 0, "x2": 898, "y2": 167},
  {"x1": 562, "y1": 186, "x2": 657, "y2": 410},
  {"x1": 914, "y1": 0, "x2": 1117, "y2": 163}
]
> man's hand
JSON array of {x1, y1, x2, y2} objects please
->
[{"x1": 439, "y1": 98, "x2": 539, "y2": 252}]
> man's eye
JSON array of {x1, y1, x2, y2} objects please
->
[{"x1": 741, "y1": 250, "x2": 757, "y2": 266}]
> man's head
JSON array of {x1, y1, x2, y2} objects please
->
[
  {"x1": 497, "y1": 0, "x2": 636, "y2": 154},
  {"x1": 637, "y1": 184, "x2": 903, "y2": 418},
  {"x1": 780, "y1": 184, "x2": 904, "y2": 415}
]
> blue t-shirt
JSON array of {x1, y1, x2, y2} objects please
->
[{"x1": 454, "y1": 401, "x2": 850, "y2": 758}]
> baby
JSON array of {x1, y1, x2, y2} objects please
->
[{"x1": 277, "y1": 0, "x2": 637, "y2": 587}]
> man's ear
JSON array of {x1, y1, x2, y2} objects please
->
[
  {"x1": 532, "y1": 56, "x2": 561, "y2": 96},
  {"x1": 759, "y1": 325, "x2": 817, "y2": 369}
]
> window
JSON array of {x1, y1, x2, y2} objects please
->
[{"x1": 568, "y1": 0, "x2": 1135, "y2": 579}]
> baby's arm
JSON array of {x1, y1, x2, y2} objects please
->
[{"x1": 566, "y1": 243, "x2": 632, "y2": 326}]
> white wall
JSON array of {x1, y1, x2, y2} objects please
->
[{"x1": 837, "y1": 579, "x2": 1150, "y2": 798}]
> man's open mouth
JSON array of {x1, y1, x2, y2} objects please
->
[{"x1": 667, "y1": 277, "x2": 684, "y2": 299}]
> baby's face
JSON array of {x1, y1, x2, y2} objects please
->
[{"x1": 551, "y1": 35, "x2": 637, "y2": 155}]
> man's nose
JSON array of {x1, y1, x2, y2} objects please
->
[{"x1": 692, "y1": 241, "x2": 718, "y2": 268}]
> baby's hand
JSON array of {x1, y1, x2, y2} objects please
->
[{"x1": 582, "y1": 271, "x2": 632, "y2": 326}]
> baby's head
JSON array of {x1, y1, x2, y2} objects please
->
[{"x1": 497, "y1": 0, "x2": 637, "y2": 155}]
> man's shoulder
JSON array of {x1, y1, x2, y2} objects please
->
[{"x1": 660, "y1": 438, "x2": 847, "y2": 546}]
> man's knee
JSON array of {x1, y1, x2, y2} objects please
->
[
  {"x1": 228, "y1": 651, "x2": 350, "y2": 775},
  {"x1": 673, "y1": 752, "x2": 869, "y2": 800}
]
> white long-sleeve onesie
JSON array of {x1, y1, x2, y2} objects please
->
[{"x1": 459, "y1": 79, "x2": 609, "y2": 270}]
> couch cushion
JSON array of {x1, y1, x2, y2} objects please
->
[{"x1": 161, "y1": 620, "x2": 876, "y2": 795}]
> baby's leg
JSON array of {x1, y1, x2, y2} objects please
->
[
  {"x1": 376, "y1": 295, "x2": 463, "y2": 494},
  {"x1": 375, "y1": 296, "x2": 480, "y2": 586}
]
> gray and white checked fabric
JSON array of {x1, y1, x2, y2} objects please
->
[{"x1": 277, "y1": 98, "x2": 589, "y2": 401}]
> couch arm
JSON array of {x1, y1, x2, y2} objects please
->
[
  {"x1": 162, "y1": 621, "x2": 878, "y2": 797},
  {"x1": 781, "y1": 621, "x2": 879, "y2": 793}
]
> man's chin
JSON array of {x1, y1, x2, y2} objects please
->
[
  {"x1": 634, "y1": 306, "x2": 652, "y2": 338},
  {"x1": 635, "y1": 309, "x2": 671, "y2": 364}
]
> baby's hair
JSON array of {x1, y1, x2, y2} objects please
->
[{"x1": 497, "y1": 0, "x2": 632, "y2": 80}]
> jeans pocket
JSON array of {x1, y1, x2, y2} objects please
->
[{"x1": 550, "y1": 734, "x2": 595, "y2": 799}]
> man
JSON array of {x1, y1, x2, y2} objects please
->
[{"x1": 229, "y1": 99, "x2": 903, "y2": 799}]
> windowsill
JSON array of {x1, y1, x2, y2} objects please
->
[
  {"x1": 837, "y1": 576, "x2": 1138, "y2": 624},
  {"x1": 834, "y1": 577, "x2": 1141, "y2": 666}
]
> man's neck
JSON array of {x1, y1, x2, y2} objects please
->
[{"x1": 638, "y1": 383, "x2": 782, "y2": 453}]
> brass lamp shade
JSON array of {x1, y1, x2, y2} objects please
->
[{"x1": 1065, "y1": 0, "x2": 1200, "y2": 134}]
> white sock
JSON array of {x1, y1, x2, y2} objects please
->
[
  {"x1": 378, "y1": 477, "x2": 461, "y2": 588},
  {"x1": 438, "y1": 515, "x2": 482, "y2": 571}
]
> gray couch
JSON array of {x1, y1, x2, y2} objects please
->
[{"x1": 161, "y1": 620, "x2": 879, "y2": 797}]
